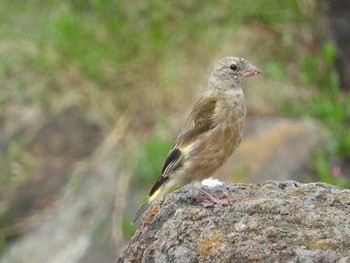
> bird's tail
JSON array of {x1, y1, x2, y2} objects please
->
[{"x1": 132, "y1": 187, "x2": 162, "y2": 224}]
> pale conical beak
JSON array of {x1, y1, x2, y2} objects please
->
[{"x1": 243, "y1": 63, "x2": 262, "y2": 78}]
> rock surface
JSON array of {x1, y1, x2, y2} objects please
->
[
  {"x1": 0, "y1": 116, "x2": 132, "y2": 263},
  {"x1": 118, "y1": 181, "x2": 350, "y2": 263}
]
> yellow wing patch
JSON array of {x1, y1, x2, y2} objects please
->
[{"x1": 149, "y1": 188, "x2": 162, "y2": 202}]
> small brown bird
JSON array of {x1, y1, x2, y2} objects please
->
[{"x1": 133, "y1": 56, "x2": 262, "y2": 223}]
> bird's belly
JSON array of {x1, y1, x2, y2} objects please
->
[{"x1": 187, "y1": 117, "x2": 244, "y2": 180}]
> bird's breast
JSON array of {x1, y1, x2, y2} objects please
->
[
  {"x1": 216, "y1": 93, "x2": 246, "y2": 153},
  {"x1": 187, "y1": 92, "x2": 246, "y2": 179}
]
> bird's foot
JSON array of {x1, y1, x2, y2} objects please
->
[{"x1": 192, "y1": 187, "x2": 236, "y2": 208}]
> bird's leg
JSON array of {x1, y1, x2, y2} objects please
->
[{"x1": 193, "y1": 187, "x2": 236, "y2": 208}]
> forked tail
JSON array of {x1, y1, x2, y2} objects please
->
[{"x1": 132, "y1": 188, "x2": 162, "y2": 224}]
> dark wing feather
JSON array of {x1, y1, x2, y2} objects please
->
[
  {"x1": 149, "y1": 148, "x2": 183, "y2": 196},
  {"x1": 148, "y1": 96, "x2": 217, "y2": 196}
]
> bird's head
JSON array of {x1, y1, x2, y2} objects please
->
[{"x1": 208, "y1": 56, "x2": 262, "y2": 91}]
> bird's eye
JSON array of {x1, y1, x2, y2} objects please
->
[{"x1": 230, "y1": 64, "x2": 238, "y2": 71}]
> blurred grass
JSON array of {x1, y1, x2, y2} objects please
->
[
  {"x1": 0, "y1": 0, "x2": 307, "y2": 123},
  {"x1": 1, "y1": 0, "x2": 350, "y2": 248}
]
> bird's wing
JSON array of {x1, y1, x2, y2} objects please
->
[
  {"x1": 176, "y1": 96, "x2": 217, "y2": 148},
  {"x1": 149, "y1": 96, "x2": 217, "y2": 196},
  {"x1": 149, "y1": 148, "x2": 182, "y2": 196}
]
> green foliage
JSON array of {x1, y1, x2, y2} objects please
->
[
  {"x1": 301, "y1": 56, "x2": 318, "y2": 85},
  {"x1": 240, "y1": 0, "x2": 302, "y2": 24},
  {"x1": 312, "y1": 85, "x2": 350, "y2": 158},
  {"x1": 122, "y1": 215, "x2": 136, "y2": 238},
  {"x1": 265, "y1": 60, "x2": 287, "y2": 81},
  {"x1": 313, "y1": 152, "x2": 347, "y2": 188},
  {"x1": 323, "y1": 41, "x2": 337, "y2": 65},
  {"x1": 133, "y1": 137, "x2": 173, "y2": 185},
  {"x1": 300, "y1": 41, "x2": 350, "y2": 187}
]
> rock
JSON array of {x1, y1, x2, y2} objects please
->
[
  {"x1": 27, "y1": 107, "x2": 103, "y2": 159},
  {"x1": 117, "y1": 181, "x2": 350, "y2": 263},
  {"x1": 0, "y1": 107, "x2": 105, "y2": 249},
  {"x1": 0, "y1": 116, "x2": 132, "y2": 263},
  {"x1": 218, "y1": 117, "x2": 329, "y2": 183}
]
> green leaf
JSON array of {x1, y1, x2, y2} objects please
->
[{"x1": 322, "y1": 42, "x2": 336, "y2": 65}]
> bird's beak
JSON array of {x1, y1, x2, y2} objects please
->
[{"x1": 243, "y1": 63, "x2": 262, "y2": 78}]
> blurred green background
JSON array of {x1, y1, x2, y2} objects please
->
[{"x1": 0, "y1": 0, "x2": 349, "y2": 261}]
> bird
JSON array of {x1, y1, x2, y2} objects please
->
[{"x1": 133, "y1": 56, "x2": 262, "y2": 224}]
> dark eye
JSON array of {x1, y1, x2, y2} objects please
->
[{"x1": 230, "y1": 64, "x2": 238, "y2": 71}]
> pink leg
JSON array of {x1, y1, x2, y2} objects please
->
[{"x1": 193, "y1": 187, "x2": 236, "y2": 208}]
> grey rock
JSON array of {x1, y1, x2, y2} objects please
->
[
  {"x1": 117, "y1": 181, "x2": 350, "y2": 263},
  {"x1": 0, "y1": 119, "x2": 131, "y2": 263}
]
